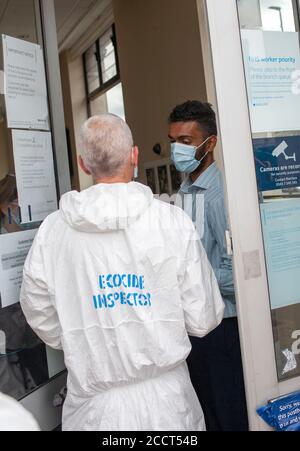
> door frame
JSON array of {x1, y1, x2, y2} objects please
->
[{"x1": 198, "y1": 0, "x2": 300, "y2": 431}]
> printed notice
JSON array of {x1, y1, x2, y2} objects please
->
[
  {"x1": 0, "y1": 230, "x2": 36, "y2": 308},
  {"x1": 12, "y1": 130, "x2": 58, "y2": 224},
  {"x1": 254, "y1": 135, "x2": 300, "y2": 192},
  {"x1": 241, "y1": 30, "x2": 300, "y2": 133},
  {"x1": 261, "y1": 200, "x2": 300, "y2": 310},
  {"x1": 2, "y1": 34, "x2": 49, "y2": 130}
]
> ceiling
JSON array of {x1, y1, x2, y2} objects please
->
[
  {"x1": 0, "y1": 0, "x2": 112, "y2": 53},
  {"x1": 55, "y1": 0, "x2": 112, "y2": 52}
]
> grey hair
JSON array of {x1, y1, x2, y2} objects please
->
[{"x1": 80, "y1": 114, "x2": 134, "y2": 179}]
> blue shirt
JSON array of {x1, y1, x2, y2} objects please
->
[{"x1": 179, "y1": 162, "x2": 236, "y2": 319}]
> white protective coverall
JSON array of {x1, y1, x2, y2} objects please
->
[
  {"x1": 20, "y1": 182, "x2": 224, "y2": 431},
  {"x1": 0, "y1": 392, "x2": 40, "y2": 431}
]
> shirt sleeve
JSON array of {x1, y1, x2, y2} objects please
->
[
  {"x1": 208, "y1": 197, "x2": 235, "y2": 298},
  {"x1": 20, "y1": 231, "x2": 62, "y2": 351},
  {"x1": 179, "y1": 226, "x2": 225, "y2": 338}
]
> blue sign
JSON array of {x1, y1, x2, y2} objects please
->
[
  {"x1": 253, "y1": 136, "x2": 300, "y2": 192},
  {"x1": 257, "y1": 391, "x2": 300, "y2": 431}
]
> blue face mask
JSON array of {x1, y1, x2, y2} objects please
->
[{"x1": 171, "y1": 136, "x2": 212, "y2": 174}]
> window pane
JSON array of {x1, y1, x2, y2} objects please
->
[
  {"x1": 90, "y1": 83, "x2": 125, "y2": 120},
  {"x1": 85, "y1": 43, "x2": 100, "y2": 94},
  {"x1": 0, "y1": 0, "x2": 62, "y2": 401},
  {"x1": 237, "y1": 0, "x2": 300, "y2": 382},
  {"x1": 260, "y1": 0, "x2": 296, "y2": 31},
  {"x1": 99, "y1": 27, "x2": 117, "y2": 84},
  {"x1": 237, "y1": 0, "x2": 296, "y2": 31},
  {"x1": 106, "y1": 83, "x2": 125, "y2": 120}
]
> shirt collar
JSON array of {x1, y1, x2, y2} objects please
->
[{"x1": 180, "y1": 162, "x2": 219, "y2": 193}]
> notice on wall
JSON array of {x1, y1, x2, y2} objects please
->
[
  {"x1": 254, "y1": 135, "x2": 300, "y2": 192},
  {"x1": 2, "y1": 35, "x2": 49, "y2": 130},
  {"x1": 241, "y1": 30, "x2": 300, "y2": 133},
  {"x1": 0, "y1": 230, "x2": 36, "y2": 308},
  {"x1": 12, "y1": 130, "x2": 58, "y2": 224},
  {"x1": 261, "y1": 200, "x2": 300, "y2": 310}
]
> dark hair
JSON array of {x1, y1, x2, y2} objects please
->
[{"x1": 169, "y1": 100, "x2": 218, "y2": 137}]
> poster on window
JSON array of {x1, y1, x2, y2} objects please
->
[
  {"x1": 261, "y1": 199, "x2": 300, "y2": 310},
  {"x1": 254, "y1": 135, "x2": 300, "y2": 191},
  {"x1": 12, "y1": 130, "x2": 58, "y2": 224},
  {"x1": 241, "y1": 30, "x2": 300, "y2": 133},
  {"x1": 2, "y1": 35, "x2": 49, "y2": 130},
  {"x1": 0, "y1": 230, "x2": 36, "y2": 308}
]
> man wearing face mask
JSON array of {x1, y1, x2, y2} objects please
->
[{"x1": 168, "y1": 101, "x2": 248, "y2": 431}]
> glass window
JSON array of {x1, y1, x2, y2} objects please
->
[
  {"x1": 260, "y1": 0, "x2": 296, "y2": 31},
  {"x1": 106, "y1": 83, "x2": 125, "y2": 119},
  {"x1": 83, "y1": 25, "x2": 120, "y2": 100},
  {"x1": 99, "y1": 27, "x2": 118, "y2": 84},
  {"x1": 237, "y1": 0, "x2": 300, "y2": 381},
  {"x1": 85, "y1": 25, "x2": 123, "y2": 120},
  {"x1": 0, "y1": 0, "x2": 64, "y2": 400},
  {"x1": 84, "y1": 43, "x2": 100, "y2": 95},
  {"x1": 90, "y1": 82, "x2": 125, "y2": 120}
]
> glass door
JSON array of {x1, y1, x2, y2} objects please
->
[
  {"x1": 201, "y1": 0, "x2": 300, "y2": 430},
  {"x1": 0, "y1": 0, "x2": 70, "y2": 430},
  {"x1": 237, "y1": 0, "x2": 300, "y2": 383}
]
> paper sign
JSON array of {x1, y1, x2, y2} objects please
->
[
  {"x1": 2, "y1": 35, "x2": 49, "y2": 130},
  {"x1": 0, "y1": 230, "x2": 36, "y2": 308},
  {"x1": 261, "y1": 200, "x2": 300, "y2": 310},
  {"x1": 12, "y1": 130, "x2": 58, "y2": 224},
  {"x1": 0, "y1": 70, "x2": 4, "y2": 95},
  {"x1": 254, "y1": 135, "x2": 300, "y2": 191},
  {"x1": 241, "y1": 30, "x2": 300, "y2": 133},
  {"x1": 257, "y1": 390, "x2": 300, "y2": 431}
]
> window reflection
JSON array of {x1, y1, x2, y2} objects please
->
[
  {"x1": 237, "y1": 0, "x2": 296, "y2": 31},
  {"x1": 0, "y1": 0, "x2": 61, "y2": 400},
  {"x1": 85, "y1": 43, "x2": 100, "y2": 95},
  {"x1": 0, "y1": 305, "x2": 48, "y2": 399},
  {"x1": 100, "y1": 27, "x2": 118, "y2": 84},
  {"x1": 260, "y1": 0, "x2": 296, "y2": 32}
]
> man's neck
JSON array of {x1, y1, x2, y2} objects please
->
[
  {"x1": 94, "y1": 175, "x2": 132, "y2": 185},
  {"x1": 190, "y1": 160, "x2": 215, "y2": 184}
]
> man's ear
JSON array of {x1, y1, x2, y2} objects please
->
[
  {"x1": 208, "y1": 136, "x2": 218, "y2": 153},
  {"x1": 78, "y1": 156, "x2": 91, "y2": 175},
  {"x1": 132, "y1": 146, "x2": 139, "y2": 166}
]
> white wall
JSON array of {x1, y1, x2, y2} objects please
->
[
  {"x1": 60, "y1": 51, "x2": 92, "y2": 191},
  {"x1": 113, "y1": 0, "x2": 208, "y2": 184},
  {"x1": 61, "y1": 0, "x2": 217, "y2": 189}
]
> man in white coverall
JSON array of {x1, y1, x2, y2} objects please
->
[{"x1": 20, "y1": 114, "x2": 224, "y2": 431}]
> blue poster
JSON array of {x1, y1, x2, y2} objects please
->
[
  {"x1": 253, "y1": 136, "x2": 300, "y2": 192},
  {"x1": 257, "y1": 391, "x2": 300, "y2": 431}
]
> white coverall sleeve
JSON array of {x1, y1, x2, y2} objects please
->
[
  {"x1": 0, "y1": 392, "x2": 40, "y2": 431},
  {"x1": 20, "y1": 233, "x2": 63, "y2": 350},
  {"x1": 179, "y1": 230, "x2": 225, "y2": 338}
]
